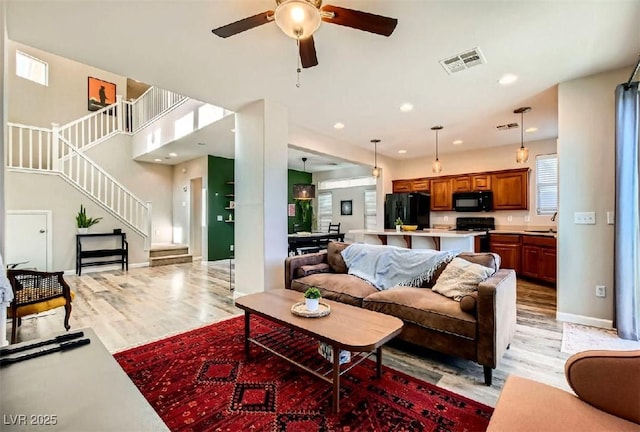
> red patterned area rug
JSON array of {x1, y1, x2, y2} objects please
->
[{"x1": 115, "y1": 316, "x2": 492, "y2": 432}]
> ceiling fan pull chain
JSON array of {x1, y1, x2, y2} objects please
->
[{"x1": 296, "y1": 39, "x2": 302, "y2": 88}]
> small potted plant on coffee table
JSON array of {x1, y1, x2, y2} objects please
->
[
  {"x1": 304, "y1": 287, "x2": 322, "y2": 312},
  {"x1": 394, "y1": 217, "x2": 403, "y2": 232}
]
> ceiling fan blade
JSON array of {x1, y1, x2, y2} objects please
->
[
  {"x1": 321, "y1": 5, "x2": 397, "y2": 36},
  {"x1": 299, "y1": 36, "x2": 319, "y2": 69},
  {"x1": 211, "y1": 11, "x2": 274, "y2": 38}
]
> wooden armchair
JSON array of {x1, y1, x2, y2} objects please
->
[{"x1": 7, "y1": 269, "x2": 75, "y2": 344}]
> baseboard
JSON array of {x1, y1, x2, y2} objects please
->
[
  {"x1": 64, "y1": 262, "x2": 149, "y2": 276},
  {"x1": 556, "y1": 312, "x2": 613, "y2": 329}
]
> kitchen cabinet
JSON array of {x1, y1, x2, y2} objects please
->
[
  {"x1": 491, "y1": 169, "x2": 529, "y2": 210},
  {"x1": 489, "y1": 234, "x2": 521, "y2": 273},
  {"x1": 411, "y1": 178, "x2": 430, "y2": 192},
  {"x1": 452, "y1": 175, "x2": 471, "y2": 192},
  {"x1": 392, "y1": 179, "x2": 412, "y2": 193},
  {"x1": 521, "y1": 235, "x2": 556, "y2": 284},
  {"x1": 471, "y1": 174, "x2": 491, "y2": 191},
  {"x1": 430, "y1": 178, "x2": 453, "y2": 211}
]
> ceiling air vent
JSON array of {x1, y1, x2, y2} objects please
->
[
  {"x1": 439, "y1": 47, "x2": 486, "y2": 75},
  {"x1": 496, "y1": 123, "x2": 519, "y2": 131}
]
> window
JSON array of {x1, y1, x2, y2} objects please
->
[
  {"x1": 16, "y1": 51, "x2": 48, "y2": 86},
  {"x1": 536, "y1": 154, "x2": 558, "y2": 214},
  {"x1": 317, "y1": 192, "x2": 333, "y2": 232},
  {"x1": 364, "y1": 189, "x2": 377, "y2": 230},
  {"x1": 318, "y1": 176, "x2": 376, "y2": 190}
]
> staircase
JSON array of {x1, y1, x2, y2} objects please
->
[
  {"x1": 149, "y1": 244, "x2": 193, "y2": 267},
  {"x1": 5, "y1": 87, "x2": 187, "y2": 249}
]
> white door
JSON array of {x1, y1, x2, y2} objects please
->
[{"x1": 6, "y1": 211, "x2": 51, "y2": 271}]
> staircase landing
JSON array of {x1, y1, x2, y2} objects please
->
[{"x1": 150, "y1": 244, "x2": 193, "y2": 267}]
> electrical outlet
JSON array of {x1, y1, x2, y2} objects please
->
[
  {"x1": 507, "y1": 215, "x2": 513, "y2": 222},
  {"x1": 230, "y1": 245, "x2": 234, "y2": 251},
  {"x1": 217, "y1": 215, "x2": 223, "y2": 221},
  {"x1": 443, "y1": 216, "x2": 448, "y2": 222},
  {"x1": 524, "y1": 215, "x2": 531, "y2": 222},
  {"x1": 574, "y1": 212, "x2": 596, "y2": 225},
  {"x1": 607, "y1": 211, "x2": 615, "y2": 225},
  {"x1": 595, "y1": 285, "x2": 606, "y2": 298}
]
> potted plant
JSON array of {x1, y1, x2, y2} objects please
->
[
  {"x1": 76, "y1": 204, "x2": 102, "y2": 234},
  {"x1": 304, "y1": 287, "x2": 322, "y2": 312},
  {"x1": 394, "y1": 217, "x2": 403, "y2": 232}
]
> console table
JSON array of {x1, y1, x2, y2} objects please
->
[{"x1": 76, "y1": 232, "x2": 128, "y2": 276}]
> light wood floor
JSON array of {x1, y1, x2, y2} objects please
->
[{"x1": 6, "y1": 261, "x2": 570, "y2": 407}]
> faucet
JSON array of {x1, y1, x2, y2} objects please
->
[{"x1": 551, "y1": 212, "x2": 558, "y2": 222}]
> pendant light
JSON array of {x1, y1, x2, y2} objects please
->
[
  {"x1": 514, "y1": 107, "x2": 531, "y2": 163},
  {"x1": 292, "y1": 157, "x2": 315, "y2": 199},
  {"x1": 431, "y1": 125, "x2": 443, "y2": 173},
  {"x1": 371, "y1": 139, "x2": 381, "y2": 178}
]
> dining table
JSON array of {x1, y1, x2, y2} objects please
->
[{"x1": 287, "y1": 232, "x2": 345, "y2": 254}]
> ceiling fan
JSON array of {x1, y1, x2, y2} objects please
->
[{"x1": 211, "y1": 0, "x2": 398, "y2": 69}]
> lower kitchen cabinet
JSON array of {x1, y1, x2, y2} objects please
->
[
  {"x1": 521, "y1": 235, "x2": 557, "y2": 285},
  {"x1": 489, "y1": 234, "x2": 521, "y2": 273}
]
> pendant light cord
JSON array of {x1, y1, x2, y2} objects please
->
[
  {"x1": 296, "y1": 39, "x2": 302, "y2": 88},
  {"x1": 435, "y1": 129, "x2": 439, "y2": 160},
  {"x1": 520, "y1": 111, "x2": 524, "y2": 149}
]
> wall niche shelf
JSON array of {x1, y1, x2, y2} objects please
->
[{"x1": 225, "y1": 207, "x2": 235, "y2": 210}]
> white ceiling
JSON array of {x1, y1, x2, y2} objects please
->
[{"x1": 6, "y1": 1, "x2": 640, "y2": 166}]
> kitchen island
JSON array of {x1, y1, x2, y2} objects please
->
[{"x1": 348, "y1": 229, "x2": 484, "y2": 253}]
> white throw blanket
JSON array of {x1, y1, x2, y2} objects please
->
[{"x1": 341, "y1": 244, "x2": 457, "y2": 290}]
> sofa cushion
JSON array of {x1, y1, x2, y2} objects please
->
[
  {"x1": 290, "y1": 273, "x2": 377, "y2": 307},
  {"x1": 432, "y1": 257, "x2": 494, "y2": 301},
  {"x1": 460, "y1": 292, "x2": 478, "y2": 314},
  {"x1": 327, "y1": 242, "x2": 350, "y2": 274},
  {"x1": 295, "y1": 263, "x2": 331, "y2": 278},
  {"x1": 362, "y1": 287, "x2": 477, "y2": 339}
]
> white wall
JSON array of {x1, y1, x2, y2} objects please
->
[
  {"x1": 556, "y1": 66, "x2": 631, "y2": 326},
  {"x1": 172, "y1": 156, "x2": 208, "y2": 256},
  {"x1": 1, "y1": 7, "x2": 7, "y2": 257}
]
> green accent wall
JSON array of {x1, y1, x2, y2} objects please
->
[
  {"x1": 288, "y1": 169, "x2": 313, "y2": 233},
  {"x1": 207, "y1": 155, "x2": 235, "y2": 261}
]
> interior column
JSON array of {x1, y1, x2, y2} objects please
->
[{"x1": 234, "y1": 100, "x2": 288, "y2": 295}]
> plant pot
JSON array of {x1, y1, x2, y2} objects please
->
[
  {"x1": 77, "y1": 228, "x2": 89, "y2": 234},
  {"x1": 305, "y1": 298, "x2": 319, "y2": 312},
  {"x1": 396, "y1": 225, "x2": 401, "y2": 232}
]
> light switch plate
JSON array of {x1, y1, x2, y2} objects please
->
[
  {"x1": 574, "y1": 212, "x2": 596, "y2": 225},
  {"x1": 607, "y1": 211, "x2": 615, "y2": 225},
  {"x1": 217, "y1": 215, "x2": 223, "y2": 221}
]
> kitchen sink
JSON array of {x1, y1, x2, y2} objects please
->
[{"x1": 525, "y1": 229, "x2": 557, "y2": 233}]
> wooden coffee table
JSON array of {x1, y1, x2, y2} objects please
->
[{"x1": 235, "y1": 289, "x2": 403, "y2": 412}]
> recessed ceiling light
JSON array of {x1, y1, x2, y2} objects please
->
[
  {"x1": 398, "y1": 149, "x2": 407, "y2": 154},
  {"x1": 333, "y1": 122, "x2": 345, "y2": 129},
  {"x1": 169, "y1": 152, "x2": 177, "y2": 157},
  {"x1": 400, "y1": 103, "x2": 414, "y2": 112},
  {"x1": 525, "y1": 127, "x2": 538, "y2": 133},
  {"x1": 453, "y1": 140, "x2": 464, "y2": 145},
  {"x1": 498, "y1": 74, "x2": 518, "y2": 85},
  {"x1": 154, "y1": 158, "x2": 162, "y2": 162},
  {"x1": 197, "y1": 142, "x2": 206, "y2": 146}
]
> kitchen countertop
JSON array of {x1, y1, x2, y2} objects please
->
[
  {"x1": 349, "y1": 229, "x2": 485, "y2": 238},
  {"x1": 431, "y1": 225, "x2": 558, "y2": 238}
]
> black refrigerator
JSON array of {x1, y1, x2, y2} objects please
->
[{"x1": 384, "y1": 193, "x2": 431, "y2": 229}]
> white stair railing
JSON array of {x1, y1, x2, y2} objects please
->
[
  {"x1": 6, "y1": 122, "x2": 151, "y2": 246},
  {"x1": 58, "y1": 96, "x2": 123, "y2": 152},
  {"x1": 124, "y1": 86, "x2": 187, "y2": 133}
]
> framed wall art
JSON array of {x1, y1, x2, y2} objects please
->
[
  {"x1": 88, "y1": 77, "x2": 116, "y2": 111},
  {"x1": 340, "y1": 200, "x2": 353, "y2": 216}
]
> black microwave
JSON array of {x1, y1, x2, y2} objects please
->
[{"x1": 453, "y1": 191, "x2": 493, "y2": 212}]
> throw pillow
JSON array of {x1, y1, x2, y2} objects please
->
[
  {"x1": 432, "y1": 257, "x2": 494, "y2": 301},
  {"x1": 296, "y1": 263, "x2": 331, "y2": 278},
  {"x1": 327, "y1": 242, "x2": 350, "y2": 274},
  {"x1": 459, "y1": 292, "x2": 478, "y2": 314}
]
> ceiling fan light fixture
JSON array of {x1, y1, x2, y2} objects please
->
[{"x1": 275, "y1": 0, "x2": 321, "y2": 40}]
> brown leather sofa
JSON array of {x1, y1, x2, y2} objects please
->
[
  {"x1": 284, "y1": 242, "x2": 517, "y2": 385},
  {"x1": 487, "y1": 350, "x2": 640, "y2": 431}
]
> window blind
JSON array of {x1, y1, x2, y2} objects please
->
[
  {"x1": 317, "y1": 192, "x2": 333, "y2": 232},
  {"x1": 364, "y1": 189, "x2": 377, "y2": 230},
  {"x1": 536, "y1": 154, "x2": 558, "y2": 214}
]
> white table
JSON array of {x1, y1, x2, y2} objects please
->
[{"x1": 349, "y1": 229, "x2": 484, "y2": 252}]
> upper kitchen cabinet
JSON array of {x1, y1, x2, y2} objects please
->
[
  {"x1": 471, "y1": 174, "x2": 491, "y2": 191},
  {"x1": 430, "y1": 178, "x2": 453, "y2": 210},
  {"x1": 392, "y1": 179, "x2": 412, "y2": 193},
  {"x1": 491, "y1": 168, "x2": 529, "y2": 210},
  {"x1": 411, "y1": 178, "x2": 430, "y2": 192},
  {"x1": 452, "y1": 175, "x2": 471, "y2": 192}
]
